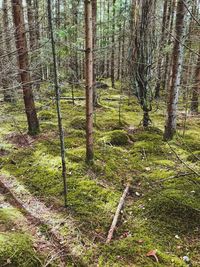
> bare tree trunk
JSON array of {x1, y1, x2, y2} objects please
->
[
  {"x1": 106, "y1": 0, "x2": 110, "y2": 78},
  {"x1": 111, "y1": 0, "x2": 116, "y2": 88},
  {"x1": 154, "y1": 0, "x2": 168, "y2": 98},
  {"x1": 92, "y1": 0, "x2": 98, "y2": 107},
  {"x1": 2, "y1": 0, "x2": 13, "y2": 102},
  {"x1": 47, "y1": 0, "x2": 67, "y2": 207},
  {"x1": 85, "y1": 0, "x2": 94, "y2": 162},
  {"x1": 12, "y1": 0, "x2": 39, "y2": 135},
  {"x1": 191, "y1": 50, "x2": 200, "y2": 114},
  {"x1": 164, "y1": 0, "x2": 187, "y2": 141}
]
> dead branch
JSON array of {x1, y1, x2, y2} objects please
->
[{"x1": 106, "y1": 183, "x2": 130, "y2": 243}]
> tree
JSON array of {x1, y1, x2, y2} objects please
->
[
  {"x1": 85, "y1": 0, "x2": 94, "y2": 162},
  {"x1": 47, "y1": 0, "x2": 67, "y2": 207},
  {"x1": 12, "y1": 0, "x2": 39, "y2": 135},
  {"x1": 164, "y1": 0, "x2": 188, "y2": 141},
  {"x1": 129, "y1": 0, "x2": 156, "y2": 127},
  {"x1": 191, "y1": 49, "x2": 200, "y2": 114},
  {"x1": 1, "y1": 0, "x2": 13, "y2": 102},
  {"x1": 92, "y1": 0, "x2": 98, "y2": 107},
  {"x1": 111, "y1": 0, "x2": 116, "y2": 88}
]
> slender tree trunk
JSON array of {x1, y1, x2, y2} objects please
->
[
  {"x1": 85, "y1": 0, "x2": 94, "y2": 162},
  {"x1": 92, "y1": 0, "x2": 98, "y2": 107},
  {"x1": 154, "y1": 0, "x2": 168, "y2": 98},
  {"x1": 12, "y1": 0, "x2": 39, "y2": 135},
  {"x1": 164, "y1": 0, "x2": 187, "y2": 141},
  {"x1": 191, "y1": 50, "x2": 200, "y2": 114},
  {"x1": 106, "y1": 0, "x2": 110, "y2": 78},
  {"x1": 111, "y1": 0, "x2": 116, "y2": 88},
  {"x1": 2, "y1": 0, "x2": 13, "y2": 102},
  {"x1": 47, "y1": 0, "x2": 67, "y2": 207}
]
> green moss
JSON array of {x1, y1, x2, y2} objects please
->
[
  {"x1": 70, "y1": 116, "x2": 86, "y2": 130},
  {"x1": 38, "y1": 110, "x2": 56, "y2": 121},
  {"x1": 0, "y1": 233, "x2": 41, "y2": 267},
  {"x1": 187, "y1": 151, "x2": 200, "y2": 162},
  {"x1": 0, "y1": 208, "x2": 23, "y2": 229},
  {"x1": 133, "y1": 140, "x2": 164, "y2": 155},
  {"x1": 68, "y1": 178, "x2": 119, "y2": 230},
  {"x1": 98, "y1": 130, "x2": 129, "y2": 146}
]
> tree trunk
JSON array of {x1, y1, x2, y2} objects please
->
[
  {"x1": 47, "y1": 0, "x2": 67, "y2": 207},
  {"x1": 111, "y1": 0, "x2": 116, "y2": 88},
  {"x1": 2, "y1": 0, "x2": 13, "y2": 102},
  {"x1": 92, "y1": 0, "x2": 98, "y2": 107},
  {"x1": 12, "y1": 0, "x2": 39, "y2": 135},
  {"x1": 164, "y1": 0, "x2": 187, "y2": 141},
  {"x1": 154, "y1": 0, "x2": 168, "y2": 98},
  {"x1": 85, "y1": 0, "x2": 94, "y2": 162},
  {"x1": 191, "y1": 50, "x2": 200, "y2": 114}
]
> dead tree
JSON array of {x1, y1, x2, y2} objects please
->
[{"x1": 12, "y1": 0, "x2": 39, "y2": 135}]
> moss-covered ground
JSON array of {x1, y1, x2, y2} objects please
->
[{"x1": 0, "y1": 81, "x2": 199, "y2": 266}]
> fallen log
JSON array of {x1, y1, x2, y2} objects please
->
[
  {"x1": 53, "y1": 97, "x2": 128, "y2": 102},
  {"x1": 106, "y1": 183, "x2": 130, "y2": 243}
]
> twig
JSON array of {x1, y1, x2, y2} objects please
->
[{"x1": 106, "y1": 183, "x2": 130, "y2": 243}]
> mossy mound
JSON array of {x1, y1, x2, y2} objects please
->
[
  {"x1": 0, "y1": 233, "x2": 41, "y2": 267},
  {"x1": 110, "y1": 130, "x2": 129, "y2": 146},
  {"x1": 97, "y1": 117, "x2": 129, "y2": 130},
  {"x1": 132, "y1": 127, "x2": 163, "y2": 142},
  {"x1": 70, "y1": 116, "x2": 86, "y2": 130},
  {"x1": 0, "y1": 208, "x2": 23, "y2": 230},
  {"x1": 187, "y1": 151, "x2": 200, "y2": 162},
  {"x1": 98, "y1": 130, "x2": 129, "y2": 146},
  {"x1": 38, "y1": 110, "x2": 56, "y2": 121},
  {"x1": 146, "y1": 194, "x2": 200, "y2": 234}
]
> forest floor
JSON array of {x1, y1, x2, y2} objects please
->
[{"x1": 0, "y1": 80, "x2": 200, "y2": 266}]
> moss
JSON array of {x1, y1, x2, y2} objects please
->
[
  {"x1": 187, "y1": 151, "x2": 200, "y2": 162},
  {"x1": 67, "y1": 147, "x2": 85, "y2": 162},
  {"x1": 68, "y1": 178, "x2": 120, "y2": 230},
  {"x1": 70, "y1": 116, "x2": 86, "y2": 130},
  {"x1": 98, "y1": 118, "x2": 128, "y2": 131},
  {"x1": 38, "y1": 110, "x2": 56, "y2": 121},
  {"x1": 98, "y1": 130, "x2": 129, "y2": 146},
  {"x1": 0, "y1": 208, "x2": 23, "y2": 230},
  {"x1": 133, "y1": 140, "x2": 165, "y2": 155},
  {"x1": 0, "y1": 233, "x2": 41, "y2": 267}
]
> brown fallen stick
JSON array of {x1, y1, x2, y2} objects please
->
[{"x1": 106, "y1": 183, "x2": 130, "y2": 243}]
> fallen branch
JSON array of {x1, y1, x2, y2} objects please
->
[{"x1": 106, "y1": 183, "x2": 130, "y2": 243}]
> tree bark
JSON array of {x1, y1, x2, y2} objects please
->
[
  {"x1": 191, "y1": 50, "x2": 200, "y2": 114},
  {"x1": 92, "y1": 0, "x2": 98, "y2": 107},
  {"x1": 154, "y1": 0, "x2": 168, "y2": 98},
  {"x1": 164, "y1": 0, "x2": 187, "y2": 141},
  {"x1": 85, "y1": 0, "x2": 94, "y2": 162},
  {"x1": 111, "y1": 0, "x2": 116, "y2": 88},
  {"x1": 12, "y1": 0, "x2": 39, "y2": 135},
  {"x1": 1, "y1": 0, "x2": 13, "y2": 102},
  {"x1": 47, "y1": 0, "x2": 67, "y2": 207}
]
